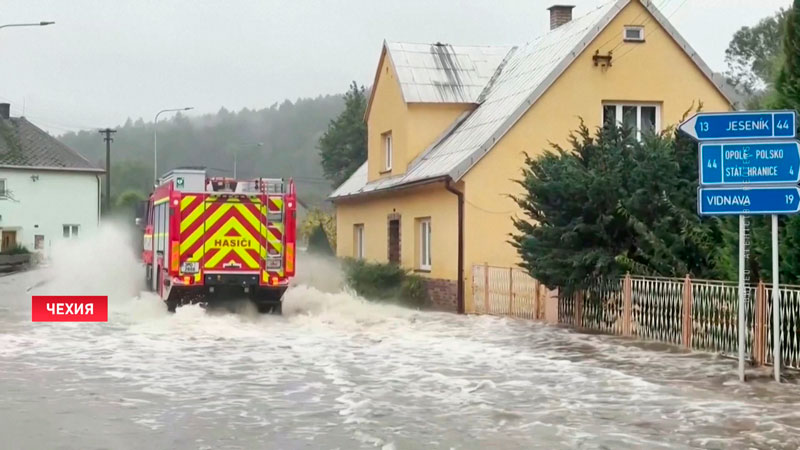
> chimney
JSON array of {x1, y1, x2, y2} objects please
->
[
  {"x1": 0, "y1": 103, "x2": 9, "y2": 120},
  {"x1": 547, "y1": 5, "x2": 575, "y2": 30}
]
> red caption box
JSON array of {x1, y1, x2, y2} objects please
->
[{"x1": 31, "y1": 296, "x2": 108, "y2": 322}]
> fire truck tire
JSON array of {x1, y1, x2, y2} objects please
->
[
  {"x1": 257, "y1": 302, "x2": 282, "y2": 315},
  {"x1": 145, "y1": 264, "x2": 153, "y2": 291},
  {"x1": 166, "y1": 300, "x2": 178, "y2": 313}
]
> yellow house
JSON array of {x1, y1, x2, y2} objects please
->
[{"x1": 331, "y1": 0, "x2": 733, "y2": 313}]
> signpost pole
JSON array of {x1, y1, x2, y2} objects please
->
[
  {"x1": 682, "y1": 109, "x2": 799, "y2": 383},
  {"x1": 772, "y1": 214, "x2": 781, "y2": 383},
  {"x1": 738, "y1": 215, "x2": 746, "y2": 382}
]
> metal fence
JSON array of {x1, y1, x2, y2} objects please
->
[
  {"x1": 472, "y1": 264, "x2": 544, "y2": 320},
  {"x1": 559, "y1": 275, "x2": 800, "y2": 370}
]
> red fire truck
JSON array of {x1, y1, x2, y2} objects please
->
[{"x1": 138, "y1": 168, "x2": 297, "y2": 313}]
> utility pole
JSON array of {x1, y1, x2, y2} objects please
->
[{"x1": 99, "y1": 128, "x2": 117, "y2": 213}]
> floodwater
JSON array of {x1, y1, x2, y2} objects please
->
[{"x1": 2, "y1": 227, "x2": 800, "y2": 449}]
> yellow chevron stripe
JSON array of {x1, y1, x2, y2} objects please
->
[
  {"x1": 205, "y1": 247, "x2": 232, "y2": 268},
  {"x1": 180, "y1": 195, "x2": 197, "y2": 211},
  {"x1": 179, "y1": 203, "x2": 232, "y2": 254},
  {"x1": 190, "y1": 245, "x2": 205, "y2": 263},
  {"x1": 180, "y1": 201, "x2": 205, "y2": 233},
  {"x1": 234, "y1": 247, "x2": 259, "y2": 268},
  {"x1": 233, "y1": 204, "x2": 266, "y2": 238},
  {"x1": 202, "y1": 217, "x2": 263, "y2": 270},
  {"x1": 269, "y1": 196, "x2": 283, "y2": 211}
]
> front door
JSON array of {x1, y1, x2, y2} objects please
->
[
  {"x1": 388, "y1": 219, "x2": 400, "y2": 264},
  {"x1": 1, "y1": 230, "x2": 17, "y2": 252}
]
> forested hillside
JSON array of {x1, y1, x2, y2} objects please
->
[{"x1": 59, "y1": 95, "x2": 345, "y2": 207}]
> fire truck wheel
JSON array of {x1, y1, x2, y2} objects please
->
[
  {"x1": 145, "y1": 264, "x2": 153, "y2": 291},
  {"x1": 166, "y1": 300, "x2": 178, "y2": 313},
  {"x1": 256, "y1": 302, "x2": 282, "y2": 315}
]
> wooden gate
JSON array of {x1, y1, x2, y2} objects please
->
[{"x1": 472, "y1": 264, "x2": 548, "y2": 320}]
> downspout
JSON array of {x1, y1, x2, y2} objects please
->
[{"x1": 445, "y1": 179, "x2": 464, "y2": 314}]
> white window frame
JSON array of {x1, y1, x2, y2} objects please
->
[
  {"x1": 602, "y1": 103, "x2": 661, "y2": 141},
  {"x1": 0, "y1": 178, "x2": 6, "y2": 199},
  {"x1": 63, "y1": 224, "x2": 79, "y2": 239},
  {"x1": 419, "y1": 218, "x2": 431, "y2": 271},
  {"x1": 354, "y1": 224, "x2": 365, "y2": 259},
  {"x1": 623, "y1": 26, "x2": 645, "y2": 42},
  {"x1": 383, "y1": 132, "x2": 393, "y2": 171}
]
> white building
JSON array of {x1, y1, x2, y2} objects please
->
[{"x1": 0, "y1": 103, "x2": 103, "y2": 257}]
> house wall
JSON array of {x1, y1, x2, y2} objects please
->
[
  {"x1": 335, "y1": 182, "x2": 460, "y2": 310},
  {"x1": 0, "y1": 168, "x2": 100, "y2": 256},
  {"x1": 461, "y1": 0, "x2": 732, "y2": 312},
  {"x1": 367, "y1": 53, "x2": 473, "y2": 181},
  {"x1": 406, "y1": 103, "x2": 473, "y2": 164},
  {"x1": 367, "y1": 54, "x2": 409, "y2": 181}
]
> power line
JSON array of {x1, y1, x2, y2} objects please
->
[
  {"x1": 596, "y1": 0, "x2": 671, "y2": 52},
  {"x1": 607, "y1": 0, "x2": 673, "y2": 54},
  {"x1": 613, "y1": 0, "x2": 690, "y2": 65},
  {"x1": 99, "y1": 128, "x2": 117, "y2": 212}
]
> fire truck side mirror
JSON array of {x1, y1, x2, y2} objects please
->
[{"x1": 134, "y1": 200, "x2": 148, "y2": 230}]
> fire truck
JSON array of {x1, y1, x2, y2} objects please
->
[{"x1": 138, "y1": 168, "x2": 297, "y2": 313}]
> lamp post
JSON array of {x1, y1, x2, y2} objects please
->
[
  {"x1": 153, "y1": 107, "x2": 193, "y2": 185},
  {"x1": 233, "y1": 142, "x2": 263, "y2": 179},
  {"x1": 0, "y1": 21, "x2": 55, "y2": 31}
]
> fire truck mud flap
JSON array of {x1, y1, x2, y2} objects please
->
[{"x1": 251, "y1": 286, "x2": 287, "y2": 315}]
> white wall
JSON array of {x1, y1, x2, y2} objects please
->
[{"x1": 0, "y1": 168, "x2": 100, "y2": 256}]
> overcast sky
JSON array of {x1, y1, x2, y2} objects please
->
[{"x1": 0, "y1": 0, "x2": 790, "y2": 134}]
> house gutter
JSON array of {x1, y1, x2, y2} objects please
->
[
  {"x1": 445, "y1": 178, "x2": 464, "y2": 314},
  {"x1": 330, "y1": 176, "x2": 449, "y2": 202}
]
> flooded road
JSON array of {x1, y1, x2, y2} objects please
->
[{"x1": 2, "y1": 229, "x2": 800, "y2": 449}]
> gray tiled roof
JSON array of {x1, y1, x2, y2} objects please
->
[{"x1": 0, "y1": 117, "x2": 102, "y2": 172}]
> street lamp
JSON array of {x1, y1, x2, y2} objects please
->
[
  {"x1": 153, "y1": 107, "x2": 193, "y2": 185},
  {"x1": 0, "y1": 21, "x2": 55, "y2": 31},
  {"x1": 233, "y1": 142, "x2": 263, "y2": 179}
]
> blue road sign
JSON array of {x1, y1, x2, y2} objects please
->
[
  {"x1": 698, "y1": 186, "x2": 800, "y2": 215},
  {"x1": 699, "y1": 140, "x2": 800, "y2": 185},
  {"x1": 680, "y1": 111, "x2": 796, "y2": 141}
]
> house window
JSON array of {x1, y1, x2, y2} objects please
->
[
  {"x1": 354, "y1": 224, "x2": 365, "y2": 259},
  {"x1": 63, "y1": 225, "x2": 79, "y2": 239},
  {"x1": 603, "y1": 103, "x2": 660, "y2": 140},
  {"x1": 624, "y1": 26, "x2": 645, "y2": 42},
  {"x1": 0, "y1": 179, "x2": 6, "y2": 198},
  {"x1": 34, "y1": 235, "x2": 44, "y2": 250},
  {"x1": 418, "y1": 218, "x2": 431, "y2": 271},
  {"x1": 383, "y1": 131, "x2": 393, "y2": 171}
]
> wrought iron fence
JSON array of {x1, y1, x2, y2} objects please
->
[
  {"x1": 560, "y1": 274, "x2": 800, "y2": 370},
  {"x1": 474, "y1": 267, "x2": 800, "y2": 370}
]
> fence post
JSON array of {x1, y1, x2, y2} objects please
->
[
  {"x1": 753, "y1": 281, "x2": 766, "y2": 366},
  {"x1": 484, "y1": 263, "x2": 490, "y2": 314},
  {"x1": 575, "y1": 290, "x2": 584, "y2": 329},
  {"x1": 508, "y1": 267, "x2": 514, "y2": 317},
  {"x1": 682, "y1": 275, "x2": 693, "y2": 349},
  {"x1": 623, "y1": 273, "x2": 632, "y2": 336}
]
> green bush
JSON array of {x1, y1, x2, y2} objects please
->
[
  {"x1": 0, "y1": 244, "x2": 30, "y2": 255},
  {"x1": 400, "y1": 275, "x2": 429, "y2": 308},
  {"x1": 342, "y1": 258, "x2": 429, "y2": 308}
]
